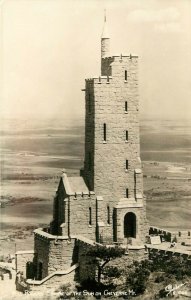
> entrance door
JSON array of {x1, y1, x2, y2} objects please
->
[
  {"x1": 26, "y1": 261, "x2": 35, "y2": 279},
  {"x1": 124, "y1": 212, "x2": 136, "y2": 238}
]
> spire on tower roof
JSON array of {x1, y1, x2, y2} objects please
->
[{"x1": 101, "y1": 9, "x2": 109, "y2": 39}]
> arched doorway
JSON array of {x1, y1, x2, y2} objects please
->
[{"x1": 124, "y1": 212, "x2": 136, "y2": 238}]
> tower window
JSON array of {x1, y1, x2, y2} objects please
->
[
  {"x1": 88, "y1": 94, "x2": 91, "y2": 112},
  {"x1": 126, "y1": 130, "x2": 128, "y2": 141},
  {"x1": 107, "y1": 206, "x2": 110, "y2": 225},
  {"x1": 126, "y1": 160, "x2": 129, "y2": 170},
  {"x1": 103, "y1": 123, "x2": 107, "y2": 141},
  {"x1": 89, "y1": 207, "x2": 92, "y2": 225},
  {"x1": 125, "y1": 101, "x2": 128, "y2": 112},
  {"x1": 126, "y1": 189, "x2": 129, "y2": 198},
  {"x1": 125, "y1": 70, "x2": 127, "y2": 81}
]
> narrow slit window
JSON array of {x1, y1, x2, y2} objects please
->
[
  {"x1": 125, "y1": 70, "x2": 127, "y2": 81},
  {"x1": 126, "y1": 160, "x2": 129, "y2": 170},
  {"x1": 126, "y1": 188, "x2": 129, "y2": 198},
  {"x1": 88, "y1": 94, "x2": 91, "y2": 112},
  {"x1": 89, "y1": 207, "x2": 92, "y2": 225},
  {"x1": 125, "y1": 101, "x2": 128, "y2": 112},
  {"x1": 103, "y1": 123, "x2": 107, "y2": 141},
  {"x1": 107, "y1": 206, "x2": 110, "y2": 224},
  {"x1": 126, "y1": 130, "x2": 128, "y2": 141}
]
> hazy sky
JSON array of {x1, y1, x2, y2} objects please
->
[{"x1": 0, "y1": 0, "x2": 191, "y2": 120}]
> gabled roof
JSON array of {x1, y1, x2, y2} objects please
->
[{"x1": 61, "y1": 172, "x2": 89, "y2": 195}]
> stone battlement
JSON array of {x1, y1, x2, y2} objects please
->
[
  {"x1": 34, "y1": 228, "x2": 70, "y2": 240},
  {"x1": 149, "y1": 226, "x2": 191, "y2": 243},
  {"x1": 147, "y1": 244, "x2": 191, "y2": 258},
  {"x1": 102, "y1": 54, "x2": 138, "y2": 59},
  {"x1": 86, "y1": 76, "x2": 113, "y2": 83}
]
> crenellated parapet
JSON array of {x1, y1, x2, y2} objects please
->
[
  {"x1": 86, "y1": 76, "x2": 113, "y2": 84},
  {"x1": 147, "y1": 244, "x2": 191, "y2": 261},
  {"x1": 149, "y1": 226, "x2": 191, "y2": 245}
]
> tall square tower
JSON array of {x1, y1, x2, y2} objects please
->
[{"x1": 82, "y1": 16, "x2": 148, "y2": 244}]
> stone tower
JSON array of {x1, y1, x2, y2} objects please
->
[
  {"x1": 47, "y1": 14, "x2": 148, "y2": 246},
  {"x1": 82, "y1": 15, "x2": 147, "y2": 244},
  {"x1": 18, "y1": 15, "x2": 148, "y2": 288}
]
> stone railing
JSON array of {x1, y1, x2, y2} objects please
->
[
  {"x1": 76, "y1": 235, "x2": 99, "y2": 246},
  {"x1": 26, "y1": 263, "x2": 79, "y2": 292},
  {"x1": 34, "y1": 228, "x2": 72, "y2": 241},
  {"x1": 86, "y1": 76, "x2": 113, "y2": 84},
  {"x1": 27, "y1": 263, "x2": 79, "y2": 286},
  {"x1": 147, "y1": 244, "x2": 191, "y2": 260},
  {"x1": 149, "y1": 226, "x2": 191, "y2": 244}
]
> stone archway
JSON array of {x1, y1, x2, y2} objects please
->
[{"x1": 124, "y1": 212, "x2": 136, "y2": 238}]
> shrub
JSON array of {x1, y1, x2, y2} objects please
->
[
  {"x1": 103, "y1": 266, "x2": 121, "y2": 278},
  {"x1": 57, "y1": 283, "x2": 73, "y2": 299},
  {"x1": 158, "y1": 288, "x2": 168, "y2": 298},
  {"x1": 155, "y1": 275, "x2": 165, "y2": 283}
]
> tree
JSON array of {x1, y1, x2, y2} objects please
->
[
  {"x1": 87, "y1": 245, "x2": 125, "y2": 285},
  {"x1": 126, "y1": 260, "x2": 151, "y2": 296}
]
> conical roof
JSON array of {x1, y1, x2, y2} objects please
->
[{"x1": 101, "y1": 11, "x2": 109, "y2": 39}]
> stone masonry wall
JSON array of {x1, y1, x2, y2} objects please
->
[
  {"x1": 101, "y1": 56, "x2": 114, "y2": 76},
  {"x1": 93, "y1": 56, "x2": 141, "y2": 201},
  {"x1": 50, "y1": 178, "x2": 67, "y2": 235},
  {"x1": 69, "y1": 194, "x2": 97, "y2": 240},
  {"x1": 34, "y1": 233, "x2": 77, "y2": 280},
  {"x1": 115, "y1": 205, "x2": 148, "y2": 244},
  {"x1": 28, "y1": 271, "x2": 76, "y2": 293},
  {"x1": 171, "y1": 230, "x2": 191, "y2": 244},
  {"x1": 56, "y1": 192, "x2": 97, "y2": 241},
  {"x1": 83, "y1": 79, "x2": 95, "y2": 191},
  {"x1": 48, "y1": 239, "x2": 76, "y2": 273},
  {"x1": 83, "y1": 55, "x2": 147, "y2": 243},
  {"x1": 34, "y1": 234, "x2": 50, "y2": 279},
  {"x1": 148, "y1": 248, "x2": 191, "y2": 266},
  {"x1": 15, "y1": 251, "x2": 34, "y2": 277},
  {"x1": 84, "y1": 56, "x2": 142, "y2": 200}
]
